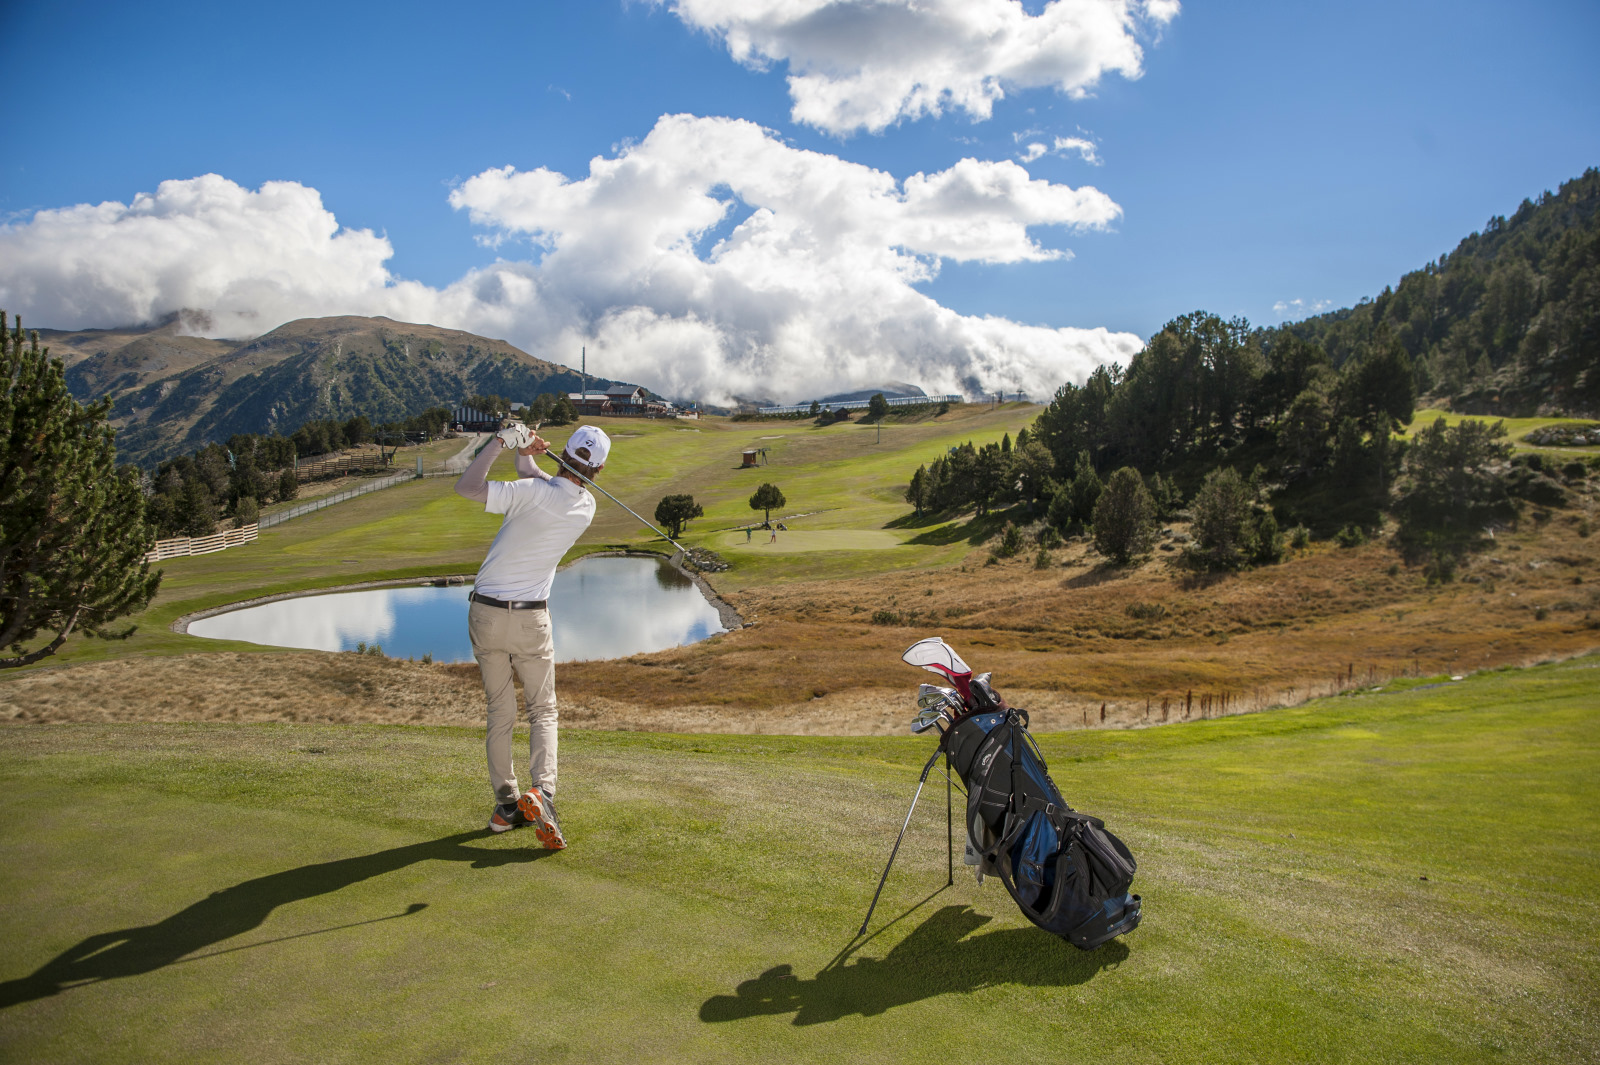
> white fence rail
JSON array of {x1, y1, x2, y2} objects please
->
[
  {"x1": 259, "y1": 469, "x2": 417, "y2": 528},
  {"x1": 144, "y1": 524, "x2": 259, "y2": 563},
  {"x1": 152, "y1": 437, "x2": 488, "y2": 550}
]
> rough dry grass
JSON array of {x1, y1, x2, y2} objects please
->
[{"x1": 4, "y1": 499, "x2": 1594, "y2": 735}]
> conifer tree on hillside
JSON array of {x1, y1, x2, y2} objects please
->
[
  {"x1": 654, "y1": 494, "x2": 703, "y2": 539},
  {"x1": 0, "y1": 313, "x2": 161, "y2": 668},
  {"x1": 749, "y1": 482, "x2": 786, "y2": 525},
  {"x1": 1091, "y1": 467, "x2": 1156, "y2": 565}
]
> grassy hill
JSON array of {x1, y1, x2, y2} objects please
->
[
  {"x1": 42, "y1": 314, "x2": 624, "y2": 466},
  {"x1": 1, "y1": 656, "x2": 1594, "y2": 1062},
  {"x1": 2, "y1": 404, "x2": 1594, "y2": 735}
]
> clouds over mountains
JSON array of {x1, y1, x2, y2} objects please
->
[
  {"x1": 658, "y1": 0, "x2": 1179, "y2": 134},
  {"x1": 0, "y1": 114, "x2": 1140, "y2": 404}
]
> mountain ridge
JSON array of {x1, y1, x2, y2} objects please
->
[{"x1": 45, "y1": 315, "x2": 625, "y2": 466}]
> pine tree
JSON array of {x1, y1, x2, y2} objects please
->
[
  {"x1": 904, "y1": 465, "x2": 928, "y2": 515},
  {"x1": 1, "y1": 312, "x2": 161, "y2": 667},
  {"x1": 1189, "y1": 466, "x2": 1258, "y2": 569},
  {"x1": 1091, "y1": 467, "x2": 1156, "y2": 565},
  {"x1": 653, "y1": 494, "x2": 703, "y2": 539},
  {"x1": 748, "y1": 482, "x2": 787, "y2": 524}
]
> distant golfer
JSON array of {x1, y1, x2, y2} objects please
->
[{"x1": 454, "y1": 423, "x2": 612, "y2": 847}]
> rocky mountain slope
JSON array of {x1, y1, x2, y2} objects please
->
[{"x1": 44, "y1": 315, "x2": 618, "y2": 465}]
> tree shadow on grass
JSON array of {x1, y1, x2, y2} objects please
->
[
  {"x1": 904, "y1": 511, "x2": 1012, "y2": 547},
  {"x1": 0, "y1": 831, "x2": 552, "y2": 1009},
  {"x1": 1062, "y1": 562, "x2": 1129, "y2": 589},
  {"x1": 699, "y1": 904, "x2": 1128, "y2": 1026}
]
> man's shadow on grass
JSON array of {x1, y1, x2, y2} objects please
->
[
  {"x1": 0, "y1": 831, "x2": 552, "y2": 1010},
  {"x1": 700, "y1": 903, "x2": 1128, "y2": 1026}
]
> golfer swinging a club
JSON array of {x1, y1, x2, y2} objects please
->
[{"x1": 454, "y1": 421, "x2": 611, "y2": 847}]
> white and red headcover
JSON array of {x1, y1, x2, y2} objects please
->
[{"x1": 902, "y1": 637, "x2": 973, "y2": 703}]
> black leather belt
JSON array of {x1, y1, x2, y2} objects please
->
[{"x1": 470, "y1": 591, "x2": 548, "y2": 611}]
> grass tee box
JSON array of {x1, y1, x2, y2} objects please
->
[{"x1": 1, "y1": 657, "x2": 1596, "y2": 1063}]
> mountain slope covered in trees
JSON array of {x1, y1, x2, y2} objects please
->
[
  {"x1": 1290, "y1": 167, "x2": 1600, "y2": 415},
  {"x1": 45, "y1": 315, "x2": 622, "y2": 466}
]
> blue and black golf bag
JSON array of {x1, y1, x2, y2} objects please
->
[
  {"x1": 884, "y1": 637, "x2": 1141, "y2": 951},
  {"x1": 945, "y1": 702, "x2": 1142, "y2": 949}
]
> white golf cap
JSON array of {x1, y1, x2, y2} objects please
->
[{"x1": 564, "y1": 424, "x2": 611, "y2": 466}]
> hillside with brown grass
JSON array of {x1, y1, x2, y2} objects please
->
[{"x1": 5, "y1": 498, "x2": 1592, "y2": 735}]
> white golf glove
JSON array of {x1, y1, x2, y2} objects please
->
[{"x1": 496, "y1": 422, "x2": 534, "y2": 451}]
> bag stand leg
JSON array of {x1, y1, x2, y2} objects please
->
[
  {"x1": 857, "y1": 748, "x2": 943, "y2": 937},
  {"x1": 946, "y1": 749, "x2": 953, "y2": 887}
]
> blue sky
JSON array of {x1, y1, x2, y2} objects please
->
[{"x1": 2, "y1": 0, "x2": 1596, "y2": 402}]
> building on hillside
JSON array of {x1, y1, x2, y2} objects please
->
[
  {"x1": 568, "y1": 390, "x2": 613, "y2": 416},
  {"x1": 757, "y1": 393, "x2": 963, "y2": 415},
  {"x1": 568, "y1": 384, "x2": 676, "y2": 417}
]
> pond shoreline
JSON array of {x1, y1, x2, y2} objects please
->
[{"x1": 169, "y1": 550, "x2": 744, "y2": 636}]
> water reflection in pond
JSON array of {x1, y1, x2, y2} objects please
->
[{"x1": 187, "y1": 555, "x2": 726, "y2": 663}]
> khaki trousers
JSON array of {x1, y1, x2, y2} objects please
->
[{"x1": 468, "y1": 600, "x2": 558, "y2": 805}]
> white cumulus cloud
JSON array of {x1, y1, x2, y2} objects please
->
[
  {"x1": 1017, "y1": 134, "x2": 1102, "y2": 165},
  {"x1": 656, "y1": 0, "x2": 1179, "y2": 135},
  {"x1": 0, "y1": 114, "x2": 1142, "y2": 405}
]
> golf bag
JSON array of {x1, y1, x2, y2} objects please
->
[{"x1": 909, "y1": 639, "x2": 1142, "y2": 950}]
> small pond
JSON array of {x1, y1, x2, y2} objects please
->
[{"x1": 187, "y1": 555, "x2": 727, "y2": 663}]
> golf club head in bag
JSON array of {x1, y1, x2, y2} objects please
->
[
  {"x1": 901, "y1": 637, "x2": 973, "y2": 704},
  {"x1": 911, "y1": 684, "x2": 962, "y2": 733}
]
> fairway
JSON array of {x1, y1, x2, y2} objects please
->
[{"x1": 2, "y1": 657, "x2": 1595, "y2": 1063}]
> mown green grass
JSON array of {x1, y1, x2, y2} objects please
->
[
  {"x1": 1401, "y1": 410, "x2": 1598, "y2": 454},
  {"x1": 21, "y1": 408, "x2": 1034, "y2": 668},
  {"x1": 2, "y1": 657, "x2": 1595, "y2": 1062}
]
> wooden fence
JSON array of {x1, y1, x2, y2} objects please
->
[
  {"x1": 294, "y1": 453, "x2": 391, "y2": 482},
  {"x1": 144, "y1": 524, "x2": 259, "y2": 563}
]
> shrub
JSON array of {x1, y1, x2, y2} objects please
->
[
  {"x1": 1254, "y1": 511, "x2": 1284, "y2": 564},
  {"x1": 277, "y1": 468, "x2": 298, "y2": 502},
  {"x1": 1289, "y1": 524, "x2": 1311, "y2": 550},
  {"x1": 1423, "y1": 550, "x2": 1456, "y2": 584},
  {"x1": 994, "y1": 522, "x2": 1023, "y2": 558},
  {"x1": 870, "y1": 610, "x2": 901, "y2": 625},
  {"x1": 1335, "y1": 523, "x2": 1367, "y2": 548},
  {"x1": 1125, "y1": 602, "x2": 1167, "y2": 621},
  {"x1": 1034, "y1": 545, "x2": 1052, "y2": 569}
]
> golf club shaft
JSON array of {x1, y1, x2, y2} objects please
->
[
  {"x1": 521, "y1": 422, "x2": 694, "y2": 558},
  {"x1": 947, "y1": 749, "x2": 953, "y2": 887},
  {"x1": 857, "y1": 747, "x2": 943, "y2": 936}
]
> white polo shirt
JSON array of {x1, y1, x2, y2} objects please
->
[{"x1": 475, "y1": 476, "x2": 596, "y2": 601}]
